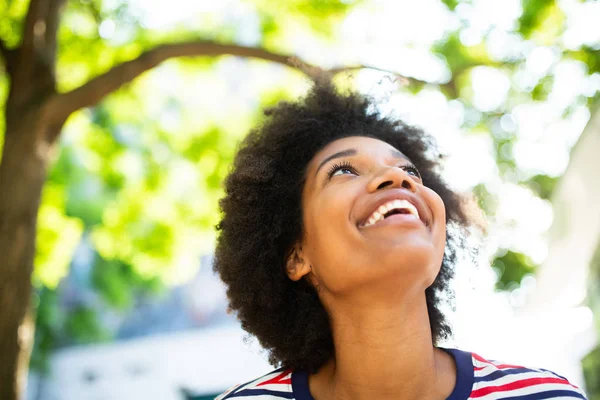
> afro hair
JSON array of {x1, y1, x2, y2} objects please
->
[{"x1": 214, "y1": 80, "x2": 472, "y2": 373}]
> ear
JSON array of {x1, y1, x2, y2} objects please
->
[{"x1": 285, "y1": 243, "x2": 312, "y2": 282}]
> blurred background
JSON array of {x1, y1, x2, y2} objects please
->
[{"x1": 0, "y1": 0, "x2": 599, "y2": 399}]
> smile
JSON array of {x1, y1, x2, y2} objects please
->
[{"x1": 361, "y1": 199, "x2": 420, "y2": 228}]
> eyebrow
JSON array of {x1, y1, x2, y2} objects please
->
[{"x1": 314, "y1": 147, "x2": 408, "y2": 176}]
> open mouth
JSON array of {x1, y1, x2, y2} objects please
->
[{"x1": 361, "y1": 199, "x2": 420, "y2": 228}]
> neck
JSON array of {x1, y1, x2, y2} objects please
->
[{"x1": 309, "y1": 292, "x2": 456, "y2": 400}]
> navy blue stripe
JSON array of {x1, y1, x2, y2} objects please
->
[
  {"x1": 291, "y1": 370, "x2": 314, "y2": 400},
  {"x1": 496, "y1": 389, "x2": 587, "y2": 400},
  {"x1": 443, "y1": 348, "x2": 475, "y2": 400},
  {"x1": 223, "y1": 388, "x2": 295, "y2": 399},
  {"x1": 475, "y1": 367, "x2": 541, "y2": 383},
  {"x1": 540, "y1": 368, "x2": 570, "y2": 381}
]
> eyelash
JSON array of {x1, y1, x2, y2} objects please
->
[
  {"x1": 326, "y1": 161, "x2": 422, "y2": 179},
  {"x1": 326, "y1": 161, "x2": 356, "y2": 178}
]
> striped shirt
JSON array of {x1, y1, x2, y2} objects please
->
[{"x1": 215, "y1": 348, "x2": 587, "y2": 399}]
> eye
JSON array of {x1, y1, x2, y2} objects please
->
[
  {"x1": 327, "y1": 161, "x2": 357, "y2": 178},
  {"x1": 401, "y1": 163, "x2": 421, "y2": 179}
]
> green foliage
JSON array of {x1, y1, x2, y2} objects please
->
[
  {"x1": 29, "y1": 289, "x2": 60, "y2": 372},
  {"x1": 247, "y1": 0, "x2": 363, "y2": 54},
  {"x1": 34, "y1": 183, "x2": 84, "y2": 289},
  {"x1": 0, "y1": 0, "x2": 28, "y2": 48},
  {"x1": 32, "y1": 287, "x2": 110, "y2": 371},
  {"x1": 433, "y1": 33, "x2": 496, "y2": 78},
  {"x1": 91, "y1": 256, "x2": 159, "y2": 309},
  {"x1": 521, "y1": 174, "x2": 559, "y2": 200},
  {"x1": 492, "y1": 250, "x2": 537, "y2": 291},
  {"x1": 251, "y1": 0, "x2": 361, "y2": 39},
  {"x1": 568, "y1": 48, "x2": 600, "y2": 75},
  {"x1": 64, "y1": 305, "x2": 109, "y2": 344},
  {"x1": 56, "y1": 0, "x2": 147, "y2": 91},
  {"x1": 519, "y1": 0, "x2": 555, "y2": 37},
  {"x1": 472, "y1": 183, "x2": 499, "y2": 216},
  {"x1": 493, "y1": 138, "x2": 518, "y2": 181},
  {"x1": 531, "y1": 75, "x2": 555, "y2": 101},
  {"x1": 582, "y1": 345, "x2": 600, "y2": 400},
  {"x1": 441, "y1": 0, "x2": 459, "y2": 11}
]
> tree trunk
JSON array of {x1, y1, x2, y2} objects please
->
[{"x1": 0, "y1": 105, "x2": 60, "y2": 399}]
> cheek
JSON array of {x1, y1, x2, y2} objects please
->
[
  {"x1": 426, "y1": 190, "x2": 448, "y2": 263},
  {"x1": 307, "y1": 184, "x2": 356, "y2": 236},
  {"x1": 302, "y1": 188, "x2": 358, "y2": 286},
  {"x1": 435, "y1": 195, "x2": 447, "y2": 239}
]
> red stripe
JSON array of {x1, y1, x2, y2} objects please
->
[
  {"x1": 471, "y1": 377, "x2": 573, "y2": 397},
  {"x1": 256, "y1": 370, "x2": 292, "y2": 387},
  {"x1": 472, "y1": 352, "x2": 525, "y2": 370}
]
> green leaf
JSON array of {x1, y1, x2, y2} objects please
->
[
  {"x1": 582, "y1": 345, "x2": 600, "y2": 400},
  {"x1": 492, "y1": 250, "x2": 537, "y2": 291},
  {"x1": 65, "y1": 306, "x2": 109, "y2": 343},
  {"x1": 518, "y1": 0, "x2": 555, "y2": 37},
  {"x1": 92, "y1": 257, "x2": 134, "y2": 309},
  {"x1": 473, "y1": 183, "x2": 499, "y2": 216},
  {"x1": 521, "y1": 174, "x2": 559, "y2": 200},
  {"x1": 441, "y1": 0, "x2": 459, "y2": 11},
  {"x1": 518, "y1": 0, "x2": 565, "y2": 44},
  {"x1": 567, "y1": 48, "x2": 600, "y2": 75},
  {"x1": 531, "y1": 75, "x2": 555, "y2": 101},
  {"x1": 30, "y1": 289, "x2": 61, "y2": 372},
  {"x1": 34, "y1": 184, "x2": 84, "y2": 289}
]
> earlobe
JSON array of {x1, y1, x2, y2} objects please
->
[{"x1": 285, "y1": 245, "x2": 312, "y2": 281}]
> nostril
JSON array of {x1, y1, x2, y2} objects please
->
[
  {"x1": 401, "y1": 180, "x2": 412, "y2": 190},
  {"x1": 377, "y1": 180, "x2": 393, "y2": 190}
]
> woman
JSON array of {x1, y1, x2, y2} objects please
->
[{"x1": 213, "y1": 81, "x2": 587, "y2": 399}]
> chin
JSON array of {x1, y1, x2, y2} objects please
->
[{"x1": 377, "y1": 238, "x2": 438, "y2": 257}]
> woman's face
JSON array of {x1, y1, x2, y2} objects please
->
[{"x1": 291, "y1": 136, "x2": 447, "y2": 301}]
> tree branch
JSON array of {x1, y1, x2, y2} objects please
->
[
  {"x1": 327, "y1": 64, "x2": 430, "y2": 88},
  {"x1": 44, "y1": 41, "x2": 306, "y2": 122},
  {"x1": 45, "y1": 40, "x2": 433, "y2": 128}
]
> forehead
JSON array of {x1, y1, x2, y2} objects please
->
[{"x1": 308, "y1": 136, "x2": 409, "y2": 171}]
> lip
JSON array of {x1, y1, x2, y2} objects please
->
[{"x1": 357, "y1": 189, "x2": 430, "y2": 228}]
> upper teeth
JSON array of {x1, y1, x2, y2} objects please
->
[{"x1": 362, "y1": 199, "x2": 419, "y2": 227}]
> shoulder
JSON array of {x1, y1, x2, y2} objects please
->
[
  {"x1": 215, "y1": 367, "x2": 295, "y2": 399},
  {"x1": 469, "y1": 351, "x2": 588, "y2": 399}
]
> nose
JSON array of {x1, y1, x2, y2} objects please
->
[{"x1": 366, "y1": 165, "x2": 417, "y2": 193}]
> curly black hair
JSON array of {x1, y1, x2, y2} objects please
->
[{"x1": 214, "y1": 80, "x2": 472, "y2": 373}]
